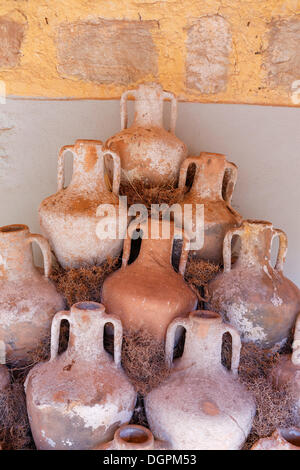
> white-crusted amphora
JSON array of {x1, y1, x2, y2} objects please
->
[
  {"x1": 145, "y1": 310, "x2": 255, "y2": 450},
  {"x1": 25, "y1": 302, "x2": 137, "y2": 450},
  {"x1": 106, "y1": 83, "x2": 187, "y2": 185},
  {"x1": 39, "y1": 140, "x2": 125, "y2": 268},
  {"x1": 0, "y1": 224, "x2": 64, "y2": 363},
  {"x1": 208, "y1": 220, "x2": 300, "y2": 349}
]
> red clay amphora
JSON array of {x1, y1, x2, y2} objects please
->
[
  {"x1": 39, "y1": 140, "x2": 124, "y2": 268},
  {"x1": 0, "y1": 224, "x2": 64, "y2": 363},
  {"x1": 208, "y1": 220, "x2": 300, "y2": 350},
  {"x1": 106, "y1": 83, "x2": 187, "y2": 185},
  {"x1": 175, "y1": 152, "x2": 242, "y2": 264},
  {"x1": 101, "y1": 218, "x2": 198, "y2": 341},
  {"x1": 93, "y1": 424, "x2": 168, "y2": 450},
  {"x1": 145, "y1": 311, "x2": 255, "y2": 450},
  {"x1": 25, "y1": 302, "x2": 137, "y2": 450}
]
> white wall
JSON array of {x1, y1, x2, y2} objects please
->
[{"x1": 0, "y1": 99, "x2": 299, "y2": 285}]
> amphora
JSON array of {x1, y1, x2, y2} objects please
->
[{"x1": 25, "y1": 302, "x2": 137, "y2": 450}]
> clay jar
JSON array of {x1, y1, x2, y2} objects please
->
[
  {"x1": 208, "y1": 220, "x2": 300, "y2": 350},
  {"x1": 39, "y1": 139, "x2": 125, "y2": 268},
  {"x1": 101, "y1": 218, "x2": 198, "y2": 342},
  {"x1": 251, "y1": 428, "x2": 300, "y2": 450},
  {"x1": 145, "y1": 311, "x2": 255, "y2": 450},
  {"x1": 93, "y1": 424, "x2": 168, "y2": 450},
  {"x1": 25, "y1": 302, "x2": 137, "y2": 450},
  {"x1": 271, "y1": 313, "x2": 300, "y2": 423},
  {"x1": 106, "y1": 83, "x2": 188, "y2": 185},
  {"x1": 175, "y1": 153, "x2": 242, "y2": 264},
  {"x1": 0, "y1": 224, "x2": 64, "y2": 363}
]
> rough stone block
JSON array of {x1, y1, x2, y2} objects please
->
[
  {"x1": 0, "y1": 17, "x2": 25, "y2": 68},
  {"x1": 57, "y1": 19, "x2": 158, "y2": 85},
  {"x1": 263, "y1": 17, "x2": 300, "y2": 89},
  {"x1": 185, "y1": 15, "x2": 232, "y2": 94}
]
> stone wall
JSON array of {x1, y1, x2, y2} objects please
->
[{"x1": 0, "y1": 1, "x2": 299, "y2": 105}]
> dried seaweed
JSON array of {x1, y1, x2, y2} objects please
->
[
  {"x1": 0, "y1": 381, "x2": 33, "y2": 450},
  {"x1": 238, "y1": 343, "x2": 298, "y2": 449},
  {"x1": 121, "y1": 328, "x2": 169, "y2": 396},
  {"x1": 119, "y1": 179, "x2": 182, "y2": 210},
  {"x1": 50, "y1": 256, "x2": 121, "y2": 308}
]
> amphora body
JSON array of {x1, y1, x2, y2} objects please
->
[
  {"x1": 25, "y1": 302, "x2": 137, "y2": 450},
  {"x1": 145, "y1": 311, "x2": 255, "y2": 450},
  {"x1": 208, "y1": 220, "x2": 300, "y2": 350},
  {"x1": 39, "y1": 140, "x2": 124, "y2": 268},
  {"x1": 101, "y1": 218, "x2": 198, "y2": 341},
  {"x1": 106, "y1": 83, "x2": 187, "y2": 185},
  {"x1": 175, "y1": 153, "x2": 242, "y2": 264},
  {"x1": 0, "y1": 225, "x2": 64, "y2": 363}
]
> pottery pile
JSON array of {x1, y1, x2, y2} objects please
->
[{"x1": 0, "y1": 83, "x2": 299, "y2": 450}]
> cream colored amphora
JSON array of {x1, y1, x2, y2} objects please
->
[
  {"x1": 39, "y1": 140, "x2": 125, "y2": 268},
  {"x1": 145, "y1": 311, "x2": 255, "y2": 450},
  {"x1": 106, "y1": 83, "x2": 188, "y2": 185},
  {"x1": 0, "y1": 224, "x2": 64, "y2": 363},
  {"x1": 25, "y1": 302, "x2": 137, "y2": 450}
]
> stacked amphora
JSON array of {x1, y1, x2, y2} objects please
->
[
  {"x1": 25, "y1": 302, "x2": 136, "y2": 450},
  {"x1": 106, "y1": 83, "x2": 187, "y2": 185},
  {"x1": 39, "y1": 140, "x2": 125, "y2": 268},
  {"x1": 102, "y1": 217, "x2": 198, "y2": 342},
  {"x1": 175, "y1": 152, "x2": 242, "y2": 264},
  {"x1": 145, "y1": 311, "x2": 255, "y2": 450},
  {"x1": 208, "y1": 220, "x2": 300, "y2": 349},
  {"x1": 0, "y1": 224, "x2": 64, "y2": 363}
]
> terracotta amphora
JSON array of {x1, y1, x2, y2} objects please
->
[
  {"x1": 145, "y1": 311, "x2": 255, "y2": 450},
  {"x1": 39, "y1": 139, "x2": 125, "y2": 268},
  {"x1": 101, "y1": 218, "x2": 198, "y2": 341},
  {"x1": 208, "y1": 220, "x2": 300, "y2": 350},
  {"x1": 93, "y1": 424, "x2": 168, "y2": 450},
  {"x1": 251, "y1": 428, "x2": 300, "y2": 450},
  {"x1": 25, "y1": 302, "x2": 137, "y2": 450},
  {"x1": 106, "y1": 83, "x2": 188, "y2": 185},
  {"x1": 0, "y1": 224, "x2": 64, "y2": 364},
  {"x1": 175, "y1": 153, "x2": 242, "y2": 264},
  {"x1": 271, "y1": 313, "x2": 300, "y2": 423}
]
